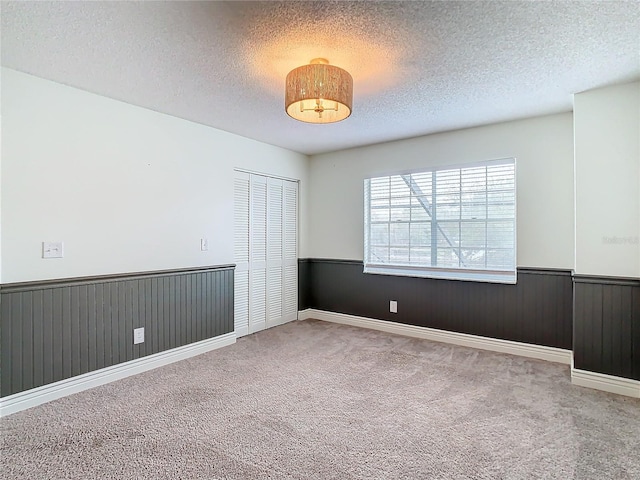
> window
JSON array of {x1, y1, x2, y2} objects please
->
[{"x1": 364, "y1": 159, "x2": 516, "y2": 283}]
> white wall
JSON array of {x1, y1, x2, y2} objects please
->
[
  {"x1": 574, "y1": 81, "x2": 640, "y2": 277},
  {"x1": 1, "y1": 68, "x2": 309, "y2": 283},
  {"x1": 308, "y1": 113, "x2": 575, "y2": 269}
]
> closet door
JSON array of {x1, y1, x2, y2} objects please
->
[
  {"x1": 234, "y1": 172, "x2": 297, "y2": 336},
  {"x1": 249, "y1": 175, "x2": 268, "y2": 333},
  {"x1": 233, "y1": 172, "x2": 250, "y2": 337},
  {"x1": 266, "y1": 178, "x2": 284, "y2": 328},
  {"x1": 282, "y1": 180, "x2": 298, "y2": 323}
]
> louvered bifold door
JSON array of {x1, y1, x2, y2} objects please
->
[
  {"x1": 266, "y1": 178, "x2": 284, "y2": 328},
  {"x1": 233, "y1": 172, "x2": 250, "y2": 337},
  {"x1": 282, "y1": 180, "x2": 298, "y2": 322},
  {"x1": 235, "y1": 172, "x2": 298, "y2": 336},
  {"x1": 249, "y1": 175, "x2": 268, "y2": 333}
]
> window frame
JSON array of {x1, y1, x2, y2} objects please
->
[{"x1": 363, "y1": 158, "x2": 517, "y2": 284}]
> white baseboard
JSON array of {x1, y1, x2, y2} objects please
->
[
  {"x1": 571, "y1": 364, "x2": 640, "y2": 398},
  {"x1": 0, "y1": 332, "x2": 236, "y2": 417},
  {"x1": 298, "y1": 308, "x2": 572, "y2": 365}
]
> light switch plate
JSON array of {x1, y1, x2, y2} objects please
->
[
  {"x1": 200, "y1": 238, "x2": 209, "y2": 251},
  {"x1": 43, "y1": 241, "x2": 64, "y2": 259},
  {"x1": 133, "y1": 327, "x2": 145, "y2": 345}
]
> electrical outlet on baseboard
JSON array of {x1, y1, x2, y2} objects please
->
[{"x1": 390, "y1": 300, "x2": 398, "y2": 314}]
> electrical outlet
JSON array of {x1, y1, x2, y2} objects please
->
[
  {"x1": 133, "y1": 327, "x2": 145, "y2": 345},
  {"x1": 390, "y1": 300, "x2": 398, "y2": 314}
]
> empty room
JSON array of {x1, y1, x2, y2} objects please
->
[{"x1": 1, "y1": 1, "x2": 639, "y2": 479}]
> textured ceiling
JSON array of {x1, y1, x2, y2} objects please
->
[{"x1": 2, "y1": 1, "x2": 639, "y2": 155}]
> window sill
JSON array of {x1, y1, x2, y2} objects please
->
[{"x1": 363, "y1": 264, "x2": 517, "y2": 284}]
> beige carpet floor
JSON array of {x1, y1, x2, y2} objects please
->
[{"x1": 1, "y1": 319, "x2": 639, "y2": 479}]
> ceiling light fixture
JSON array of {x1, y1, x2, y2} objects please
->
[{"x1": 285, "y1": 58, "x2": 353, "y2": 124}]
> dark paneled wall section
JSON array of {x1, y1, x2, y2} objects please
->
[
  {"x1": 2, "y1": 261, "x2": 637, "y2": 399},
  {"x1": 299, "y1": 259, "x2": 572, "y2": 350},
  {"x1": 1, "y1": 266, "x2": 234, "y2": 397},
  {"x1": 298, "y1": 259, "x2": 640, "y2": 381},
  {"x1": 574, "y1": 276, "x2": 640, "y2": 381}
]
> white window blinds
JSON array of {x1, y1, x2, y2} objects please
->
[{"x1": 364, "y1": 159, "x2": 516, "y2": 283}]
